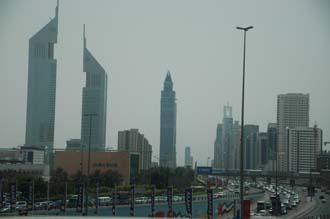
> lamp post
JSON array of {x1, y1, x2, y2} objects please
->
[
  {"x1": 83, "y1": 113, "x2": 97, "y2": 216},
  {"x1": 236, "y1": 25, "x2": 253, "y2": 219}
]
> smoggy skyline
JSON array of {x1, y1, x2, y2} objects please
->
[{"x1": 0, "y1": 0, "x2": 329, "y2": 166}]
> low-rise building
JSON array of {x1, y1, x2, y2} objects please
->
[
  {"x1": 0, "y1": 146, "x2": 48, "y2": 177},
  {"x1": 65, "y1": 139, "x2": 82, "y2": 151},
  {"x1": 54, "y1": 150, "x2": 133, "y2": 185}
]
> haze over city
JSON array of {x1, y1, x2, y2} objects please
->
[{"x1": 0, "y1": 0, "x2": 330, "y2": 166}]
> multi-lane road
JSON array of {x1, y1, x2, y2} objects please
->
[{"x1": 303, "y1": 190, "x2": 330, "y2": 218}]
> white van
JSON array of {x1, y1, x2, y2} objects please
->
[{"x1": 98, "y1": 197, "x2": 112, "y2": 206}]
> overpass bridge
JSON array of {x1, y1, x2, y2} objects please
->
[{"x1": 196, "y1": 167, "x2": 330, "y2": 187}]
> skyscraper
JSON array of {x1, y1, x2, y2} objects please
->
[
  {"x1": 244, "y1": 124, "x2": 259, "y2": 169},
  {"x1": 184, "y1": 146, "x2": 193, "y2": 168},
  {"x1": 213, "y1": 105, "x2": 239, "y2": 169},
  {"x1": 25, "y1": 2, "x2": 59, "y2": 173},
  {"x1": 214, "y1": 124, "x2": 223, "y2": 168},
  {"x1": 277, "y1": 93, "x2": 309, "y2": 172},
  {"x1": 159, "y1": 71, "x2": 177, "y2": 168},
  {"x1": 80, "y1": 26, "x2": 108, "y2": 151},
  {"x1": 222, "y1": 105, "x2": 233, "y2": 169},
  {"x1": 267, "y1": 123, "x2": 277, "y2": 171},
  {"x1": 232, "y1": 121, "x2": 241, "y2": 169},
  {"x1": 258, "y1": 132, "x2": 268, "y2": 167}
]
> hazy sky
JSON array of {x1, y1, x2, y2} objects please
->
[{"x1": 0, "y1": 0, "x2": 329, "y2": 166}]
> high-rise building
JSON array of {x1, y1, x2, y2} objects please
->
[
  {"x1": 118, "y1": 129, "x2": 152, "y2": 170},
  {"x1": 213, "y1": 124, "x2": 223, "y2": 168},
  {"x1": 222, "y1": 105, "x2": 233, "y2": 169},
  {"x1": 267, "y1": 124, "x2": 277, "y2": 159},
  {"x1": 277, "y1": 93, "x2": 309, "y2": 172},
  {"x1": 258, "y1": 132, "x2": 268, "y2": 167},
  {"x1": 244, "y1": 124, "x2": 259, "y2": 169},
  {"x1": 232, "y1": 121, "x2": 241, "y2": 169},
  {"x1": 159, "y1": 71, "x2": 177, "y2": 168},
  {"x1": 213, "y1": 105, "x2": 239, "y2": 169},
  {"x1": 288, "y1": 126, "x2": 322, "y2": 172},
  {"x1": 80, "y1": 26, "x2": 108, "y2": 151},
  {"x1": 184, "y1": 146, "x2": 193, "y2": 168},
  {"x1": 25, "y1": 2, "x2": 59, "y2": 174}
]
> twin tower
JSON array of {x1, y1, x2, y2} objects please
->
[
  {"x1": 24, "y1": 2, "x2": 107, "y2": 171},
  {"x1": 25, "y1": 2, "x2": 178, "y2": 170}
]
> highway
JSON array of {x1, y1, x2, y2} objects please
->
[{"x1": 303, "y1": 190, "x2": 330, "y2": 218}]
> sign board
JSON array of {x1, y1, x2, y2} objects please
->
[
  {"x1": 151, "y1": 185, "x2": 155, "y2": 217},
  {"x1": 207, "y1": 189, "x2": 213, "y2": 219},
  {"x1": 167, "y1": 187, "x2": 173, "y2": 211},
  {"x1": 234, "y1": 199, "x2": 241, "y2": 218},
  {"x1": 112, "y1": 187, "x2": 116, "y2": 216},
  {"x1": 76, "y1": 183, "x2": 83, "y2": 213},
  {"x1": 27, "y1": 182, "x2": 33, "y2": 211},
  {"x1": 197, "y1": 167, "x2": 212, "y2": 175},
  {"x1": 185, "y1": 188, "x2": 192, "y2": 218},
  {"x1": 10, "y1": 182, "x2": 16, "y2": 210},
  {"x1": 243, "y1": 200, "x2": 251, "y2": 219},
  {"x1": 130, "y1": 185, "x2": 135, "y2": 216},
  {"x1": 0, "y1": 182, "x2": 3, "y2": 209}
]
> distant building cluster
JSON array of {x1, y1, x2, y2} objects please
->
[
  {"x1": 213, "y1": 105, "x2": 241, "y2": 169},
  {"x1": 1, "y1": 2, "x2": 329, "y2": 183},
  {"x1": 213, "y1": 93, "x2": 325, "y2": 174}
]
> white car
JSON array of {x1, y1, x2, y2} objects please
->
[{"x1": 15, "y1": 201, "x2": 27, "y2": 210}]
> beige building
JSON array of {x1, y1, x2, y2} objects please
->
[
  {"x1": 277, "y1": 93, "x2": 309, "y2": 172},
  {"x1": 118, "y1": 129, "x2": 152, "y2": 170},
  {"x1": 288, "y1": 126, "x2": 322, "y2": 172},
  {"x1": 54, "y1": 150, "x2": 131, "y2": 185}
]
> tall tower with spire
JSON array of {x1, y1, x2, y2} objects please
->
[
  {"x1": 80, "y1": 25, "x2": 108, "y2": 152},
  {"x1": 160, "y1": 71, "x2": 177, "y2": 168},
  {"x1": 25, "y1": 1, "x2": 59, "y2": 174}
]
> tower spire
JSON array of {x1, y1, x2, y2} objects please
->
[
  {"x1": 56, "y1": 0, "x2": 59, "y2": 18},
  {"x1": 83, "y1": 24, "x2": 86, "y2": 48}
]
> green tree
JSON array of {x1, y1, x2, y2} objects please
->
[
  {"x1": 102, "y1": 169, "x2": 123, "y2": 187},
  {"x1": 51, "y1": 167, "x2": 68, "y2": 183}
]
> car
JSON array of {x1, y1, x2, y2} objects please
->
[
  {"x1": 281, "y1": 204, "x2": 287, "y2": 215},
  {"x1": 319, "y1": 195, "x2": 325, "y2": 199},
  {"x1": 173, "y1": 196, "x2": 180, "y2": 202},
  {"x1": 98, "y1": 196, "x2": 112, "y2": 206},
  {"x1": 0, "y1": 203, "x2": 11, "y2": 214},
  {"x1": 321, "y1": 199, "x2": 326, "y2": 204},
  {"x1": 16, "y1": 201, "x2": 27, "y2": 210}
]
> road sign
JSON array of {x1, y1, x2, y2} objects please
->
[{"x1": 197, "y1": 167, "x2": 212, "y2": 175}]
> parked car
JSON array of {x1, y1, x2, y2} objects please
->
[
  {"x1": 0, "y1": 203, "x2": 11, "y2": 214},
  {"x1": 15, "y1": 201, "x2": 27, "y2": 210},
  {"x1": 98, "y1": 196, "x2": 112, "y2": 206}
]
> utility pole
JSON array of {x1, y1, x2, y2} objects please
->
[
  {"x1": 84, "y1": 113, "x2": 97, "y2": 216},
  {"x1": 236, "y1": 25, "x2": 253, "y2": 219}
]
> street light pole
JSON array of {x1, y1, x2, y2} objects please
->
[
  {"x1": 84, "y1": 113, "x2": 97, "y2": 216},
  {"x1": 236, "y1": 25, "x2": 253, "y2": 219}
]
